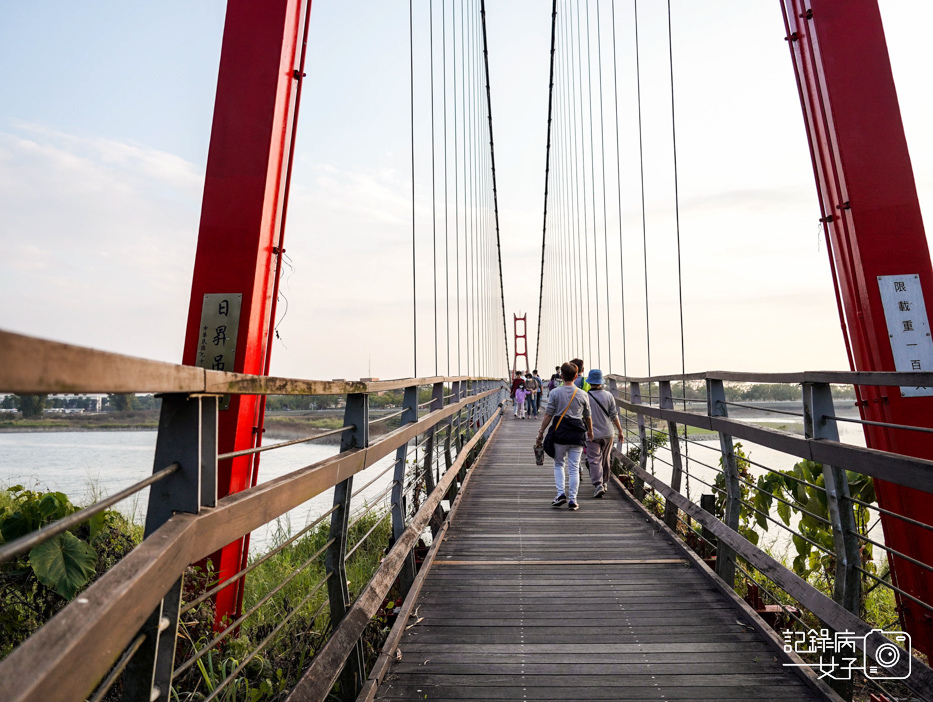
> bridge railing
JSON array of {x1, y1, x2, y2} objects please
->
[
  {"x1": 605, "y1": 371, "x2": 933, "y2": 699},
  {"x1": 0, "y1": 330, "x2": 507, "y2": 702}
]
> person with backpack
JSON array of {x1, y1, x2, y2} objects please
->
[
  {"x1": 536, "y1": 362, "x2": 594, "y2": 511},
  {"x1": 570, "y1": 358, "x2": 591, "y2": 391},
  {"x1": 547, "y1": 367, "x2": 560, "y2": 397},
  {"x1": 584, "y1": 369, "x2": 624, "y2": 498}
]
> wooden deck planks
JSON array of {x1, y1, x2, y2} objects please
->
[{"x1": 373, "y1": 415, "x2": 824, "y2": 701}]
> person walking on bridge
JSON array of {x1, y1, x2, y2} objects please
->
[
  {"x1": 570, "y1": 358, "x2": 591, "y2": 391},
  {"x1": 532, "y1": 369, "x2": 543, "y2": 417},
  {"x1": 510, "y1": 371, "x2": 524, "y2": 417},
  {"x1": 584, "y1": 369, "x2": 624, "y2": 498},
  {"x1": 537, "y1": 362, "x2": 593, "y2": 511}
]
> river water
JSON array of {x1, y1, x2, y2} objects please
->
[{"x1": 0, "y1": 431, "x2": 401, "y2": 552}]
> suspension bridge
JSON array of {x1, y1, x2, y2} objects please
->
[{"x1": 1, "y1": 1, "x2": 933, "y2": 701}]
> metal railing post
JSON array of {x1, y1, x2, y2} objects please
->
[
  {"x1": 422, "y1": 382, "x2": 446, "y2": 536},
  {"x1": 804, "y1": 382, "x2": 862, "y2": 614},
  {"x1": 326, "y1": 393, "x2": 368, "y2": 701},
  {"x1": 391, "y1": 385, "x2": 420, "y2": 597},
  {"x1": 708, "y1": 379, "x2": 740, "y2": 589},
  {"x1": 630, "y1": 381, "x2": 647, "y2": 501},
  {"x1": 124, "y1": 394, "x2": 217, "y2": 702},
  {"x1": 660, "y1": 381, "x2": 684, "y2": 531},
  {"x1": 444, "y1": 381, "x2": 460, "y2": 482}
]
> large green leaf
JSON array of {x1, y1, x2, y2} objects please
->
[
  {"x1": 29, "y1": 532, "x2": 97, "y2": 599},
  {"x1": 776, "y1": 499, "x2": 791, "y2": 525}
]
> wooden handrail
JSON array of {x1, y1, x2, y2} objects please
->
[
  {"x1": 0, "y1": 387, "x2": 499, "y2": 702},
  {"x1": 605, "y1": 369, "x2": 933, "y2": 386},
  {"x1": 0, "y1": 329, "x2": 502, "y2": 396}
]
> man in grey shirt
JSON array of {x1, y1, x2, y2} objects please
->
[
  {"x1": 537, "y1": 362, "x2": 593, "y2": 510},
  {"x1": 584, "y1": 369, "x2": 624, "y2": 498}
]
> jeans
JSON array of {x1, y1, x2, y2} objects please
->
[
  {"x1": 554, "y1": 444, "x2": 583, "y2": 502},
  {"x1": 526, "y1": 394, "x2": 535, "y2": 416}
]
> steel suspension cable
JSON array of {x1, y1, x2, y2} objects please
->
[
  {"x1": 574, "y1": 0, "x2": 592, "y2": 361},
  {"x1": 585, "y1": 0, "x2": 602, "y2": 369},
  {"x1": 428, "y1": 3, "x2": 439, "y2": 376},
  {"x1": 453, "y1": 0, "x2": 461, "y2": 374},
  {"x1": 409, "y1": 0, "x2": 418, "y2": 378},
  {"x1": 610, "y1": 0, "x2": 628, "y2": 378},
  {"x1": 666, "y1": 0, "x2": 691, "y2": 499},
  {"x1": 480, "y1": 0, "x2": 511, "y2": 375},
  {"x1": 430, "y1": 0, "x2": 438, "y2": 376},
  {"x1": 633, "y1": 0, "x2": 651, "y2": 375},
  {"x1": 444, "y1": 0, "x2": 451, "y2": 375},
  {"x1": 568, "y1": 2, "x2": 583, "y2": 355},
  {"x1": 596, "y1": 0, "x2": 612, "y2": 370},
  {"x1": 666, "y1": 0, "x2": 686, "y2": 392},
  {"x1": 461, "y1": 0, "x2": 470, "y2": 376},
  {"x1": 535, "y1": 0, "x2": 559, "y2": 368}
]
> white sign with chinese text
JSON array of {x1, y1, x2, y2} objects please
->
[
  {"x1": 196, "y1": 294, "x2": 242, "y2": 409},
  {"x1": 878, "y1": 274, "x2": 933, "y2": 397}
]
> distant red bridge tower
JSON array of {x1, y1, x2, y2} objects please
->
[{"x1": 513, "y1": 313, "x2": 529, "y2": 375}]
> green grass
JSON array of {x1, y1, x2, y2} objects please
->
[{"x1": 171, "y1": 509, "x2": 394, "y2": 702}]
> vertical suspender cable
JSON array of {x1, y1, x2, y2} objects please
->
[
  {"x1": 574, "y1": 0, "x2": 592, "y2": 362},
  {"x1": 536, "y1": 0, "x2": 559, "y2": 369},
  {"x1": 610, "y1": 0, "x2": 628, "y2": 378},
  {"x1": 596, "y1": 0, "x2": 612, "y2": 371},
  {"x1": 460, "y1": 0, "x2": 469, "y2": 376},
  {"x1": 666, "y1": 0, "x2": 686, "y2": 389},
  {"x1": 568, "y1": 4, "x2": 583, "y2": 355},
  {"x1": 633, "y1": 0, "x2": 651, "y2": 376},
  {"x1": 480, "y1": 0, "x2": 511, "y2": 375},
  {"x1": 444, "y1": 0, "x2": 451, "y2": 376},
  {"x1": 666, "y1": 0, "x2": 690, "y2": 498},
  {"x1": 410, "y1": 0, "x2": 418, "y2": 378},
  {"x1": 585, "y1": 0, "x2": 601, "y2": 369},
  {"x1": 454, "y1": 0, "x2": 461, "y2": 375},
  {"x1": 430, "y1": 0, "x2": 439, "y2": 377}
]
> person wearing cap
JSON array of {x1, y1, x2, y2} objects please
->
[{"x1": 584, "y1": 368, "x2": 624, "y2": 498}]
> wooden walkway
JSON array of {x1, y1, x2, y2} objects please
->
[{"x1": 374, "y1": 413, "x2": 827, "y2": 701}]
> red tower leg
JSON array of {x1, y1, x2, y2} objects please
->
[
  {"x1": 782, "y1": 0, "x2": 933, "y2": 655},
  {"x1": 183, "y1": 0, "x2": 311, "y2": 628}
]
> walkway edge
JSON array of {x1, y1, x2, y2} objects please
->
[{"x1": 356, "y1": 409, "x2": 505, "y2": 702}]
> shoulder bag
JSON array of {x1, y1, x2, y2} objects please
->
[{"x1": 542, "y1": 387, "x2": 586, "y2": 457}]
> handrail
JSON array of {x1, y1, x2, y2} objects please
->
[
  {"x1": 0, "y1": 385, "x2": 501, "y2": 702},
  {"x1": 613, "y1": 397, "x2": 933, "y2": 493},
  {"x1": 606, "y1": 369, "x2": 933, "y2": 386},
  {"x1": 608, "y1": 375, "x2": 933, "y2": 699},
  {"x1": 0, "y1": 329, "x2": 500, "y2": 396},
  {"x1": 614, "y1": 449, "x2": 933, "y2": 691}
]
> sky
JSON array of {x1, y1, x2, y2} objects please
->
[{"x1": 1, "y1": 1, "x2": 932, "y2": 383}]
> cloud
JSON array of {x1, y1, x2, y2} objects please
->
[{"x1": 0, "y1": 122, "x2": 202, "y2": 362}]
